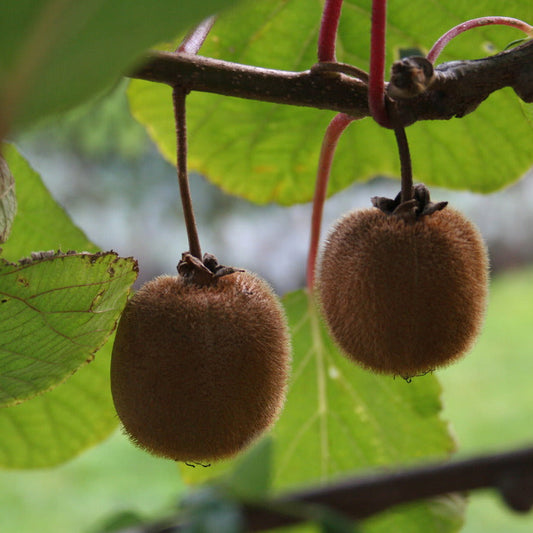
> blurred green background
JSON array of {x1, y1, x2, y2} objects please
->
[{"x1": 1, "y1": 82, "x2": 533, "y2": 533}]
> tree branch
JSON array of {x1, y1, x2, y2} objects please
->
[
  {"x1": 242, "y1": 445, "x2": 533, "y2": 531},
  {"x1": 122, "y1": 446, "x2": 533, "y2": 532},
  {"x1": 130, "y1": 39, "x2": 533, "y2": 126}
]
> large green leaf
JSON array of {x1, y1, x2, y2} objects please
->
[
  {"x1": 275, "y1": 290, "x2": 457, "y2": 478},
  {"x1": 0, "y1": 144, "x2": 136, "y2": 467},
  {"x1": 0, "y1": 0, "x2": 242, "y2": 135},
  {"x1": 272, "y1": 290, "x2": 464, "y2": 532},
  {"x1": 0, "y1": 337, "x2": 117, "y2": 468},
  {"x1": 0, "y1": 251, "x2": 137, "y2": 408},
  {"x1": 0, "y1": 143, "x2": 95, "y2": 259},
  {"x1": 128, "y1": 0, "x2": 533, "y2": 204}
]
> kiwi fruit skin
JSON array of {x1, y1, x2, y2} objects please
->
[
  {"x1": 317, "y1": 207, "x2": 489, "y2": 376},
  {"x1": 111, "y1": 271, "x2": 290, "y2": 462}
]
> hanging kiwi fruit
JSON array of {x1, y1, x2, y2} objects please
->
[
  {"x1": 110, "y1": 88, "x2": 291, "y2": 462},
  {"x1": 316, "y1": 128, "x2": 489, "y2": 378}
]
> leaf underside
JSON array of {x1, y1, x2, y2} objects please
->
[
  {"x1": 0, "y1": 144, "x2": 138, "y2": 468},
  {"x1": 129, "y1": 0, "x2": 533, "y2": 205},
  {"x1": 0, "y1": 0, "x2": 244, "y2": 133},
  {"x1": 0, "y1": 251, "x2": 138, "y2": 408}
]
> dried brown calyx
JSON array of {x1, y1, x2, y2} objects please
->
[
  {"x1": 371, "y1": 183, "x2": 448, "y2": 221},
  {"x1": 177, "y1": 252, "x2": 243, "y2": 285}
]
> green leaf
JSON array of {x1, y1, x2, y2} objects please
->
[
  {"x1": 181, "y1": 487, "x2": 244, "y2": 533},
  {"x1": 316, "y1": 509, "x2": 360, "y2": 533},
  {"x1": 364, "y1": 494, "x2": 466, "y2": 533},
  {"x1": 0, "y1": 0, "x2": 243, "y2": 134},
  {"x1": 0, "y1": 154, "x2": 16, "y2": 244},
  {"x1": 0, "y1": 336, "x2": 117, "y2": 468},
  {"x1": 88, "y1": 511, "x2": 146, "y2": 533},
  {"x1": 224, "y1": 437, "x2": 273, "y2": 499},
  {"x1": 271, "y1": 290, "x2": 464, "y2": 532},
  {"x1": 0, "y1": 251, "x2": 137, "y2": 408},
  {"x1": 128, "y1": 0, "x2": 533, "y2": 204},
  {"x1": 0, "y1": 143, "x2": 95, "y2": 260},
  {"x1": 0, "y1": 145, "x2": 136, "y2": 467}
]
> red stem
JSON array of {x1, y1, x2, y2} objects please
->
[
  {"x1": 318, "y1": 0, "x2": 344, "y2": 62},
  {"x1": 368, "y1": 0, "x2": 392, "y2": 128},
  {"x1": 427, "y1": 16, "x2": 533, "y2": 64},
  {"x1": 306, "y1": 113, "x2": 355, "y2": 291}
]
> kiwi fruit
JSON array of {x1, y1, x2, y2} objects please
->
[
  {"x1": 111, "y1": 252, "x2": 290, "y2": 462},
  {"x1": 317, "y1": 184, "x2": 489, "y2": 377}
]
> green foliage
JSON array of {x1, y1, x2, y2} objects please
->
[
  {"x1": 181, "y1": 487, "x2": 244, "y2": 533},
  {"x1": 224, "y1": 437, "x2": 273, "y2": 499},
  {"x1": 129, "y1": 0, "x2": 533, "y2": 204},
  {"x1": 0, "y1": 0, "x2": 242, "y2": 133},
  {"x1": 3, "y1": 267, "x2": 533, "y2": 532},
  {"x1": 276, "y1": 290, "x2": 456, "y2": 488},
  {"x1": 1, "y1": 1, "x2": 532, "y2": 531},
  {"x1": 0, "y1": 338, "x2": 117, "y2": 468},
  {"x1": 0, "y1": 144, "x2": 137, "y2": 467},
  {"x1": 440, "y1": 267, "x2": 533, "y2": 453},
  {"x1": 0, "y1": 251, "x2": 137, "y2": 408},
  {"x1": 276, "y1": 291, "x2": 464, "y2": 532},
  {"x1": 0, "y1": 143, "x2": 95, "y2": 258}
]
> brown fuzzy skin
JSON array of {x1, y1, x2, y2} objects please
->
[
  {"x1": 111, "y1": 271, "x2": 290, "y2": 462},
  {"x1": 317, "y1": 207, "x2": 489, "y2": 376}
]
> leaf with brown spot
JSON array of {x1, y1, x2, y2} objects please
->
[{"x1": 0, "y1": 251, "x2": 138, "y2": 408}]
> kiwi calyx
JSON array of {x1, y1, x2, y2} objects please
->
[
  {"x1": 177, "y1": 252, "x2": 242, "y2": 286},
  {"x1": 371, "y1": 183, "x2": 448, "y2": 221}
]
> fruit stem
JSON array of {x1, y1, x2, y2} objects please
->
[
  {"x1": 394, "y1": 126, "x2": 413, "y2": 203},
  {"x1": 368, "y1": 0, "x2": 392, "y2": 128},
  {"x1": 318, "y1": 0, "x2": 344, "y2": 62},
  {"x1": 172, "y1": 87, "x2": 202, "y2": 261},
  {"x1": 427, "y1": 17, "x2": 533, "y2": 64},
  {"x1": 307, "y1": 113, "x2": 354, "y2": 291}
]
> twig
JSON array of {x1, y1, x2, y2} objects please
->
[
  {"x1": 129, "y1": 39, "x2": 533, "y2": 125},
  {"x1": 122, "y1": 445, "x2": 533, "y2": 532},
  {"x1": 242, "y1": 445, "x2": 533, "y2": 530}
]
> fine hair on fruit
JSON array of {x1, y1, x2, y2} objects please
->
[
  {"x1": 317, "y1": 192, "x2": 489, "y2": 377},
  {"x1": 111, "y1": 259, "x2": 291, "y2": 462}
]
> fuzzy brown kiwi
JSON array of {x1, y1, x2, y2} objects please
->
[
  {"x1": 111, "y1": 253, "x2": 290, "y2": 462},
  {"x1": 317, "y1": 184, "x2": 489, "y2": 377}
]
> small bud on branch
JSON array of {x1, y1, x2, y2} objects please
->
[{"x1": 130, "y1": 39, "x2": 533, "y2": 127}]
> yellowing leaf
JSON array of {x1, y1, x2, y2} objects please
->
[{"x1": 129, "y1": 0, "x2": 533, "y2": 204}]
